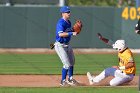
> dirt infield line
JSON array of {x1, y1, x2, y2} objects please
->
[{"x1": 0, "y1": 75, "x2": 138, "y2": 87}]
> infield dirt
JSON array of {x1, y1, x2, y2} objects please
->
[{"x1": 0, "y1": 75, "x2": 138, "y2": 87}]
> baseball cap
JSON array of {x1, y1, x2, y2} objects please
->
[{"x1": 60, "y1": 6, "x2": 70, "y2": 13}]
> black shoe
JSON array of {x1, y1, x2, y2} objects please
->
[{"x1": 67, "y1": 78, "x2": 79, "y2": 86}]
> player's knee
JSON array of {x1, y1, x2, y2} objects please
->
[
  {"x1": 105, "y1": 67, "x2": 116, "y2": 77},
  {"x1": 109, "y1": 81, "x2": 118, "y2": 86},
  {"x1": 63, "y1": 65, "x2": 69, "y2": 69},
  {"x1": 104, "y1": 67, "x2": 112, "y2": 76}
]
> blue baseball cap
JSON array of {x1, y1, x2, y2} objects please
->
[{"x1": 60, "y1": 6, "x2": 70, "y2": 13}]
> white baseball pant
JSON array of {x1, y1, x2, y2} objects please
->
[
  {"x1": 93, "y1": 67, "x2": 134, "y2": 86},
  {"x1": 54, "y1": 42, "x2": 75, "y2": 69}
]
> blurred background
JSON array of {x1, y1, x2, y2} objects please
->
[
  {"x1": 0, "y1": 0, "x2": 137, "y2": 7},
  {"x1": 0, "y1": 0, "x2": 140, "y2": 49}
]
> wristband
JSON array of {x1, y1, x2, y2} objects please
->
[
  {"x1": 119, "y1": 66, "x2": 125, "y2": 70},
  {"x1": 68, "y1": 32, "x2": 73, "y2": 36}
]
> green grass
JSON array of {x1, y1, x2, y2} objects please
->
[
  {"x1": 0, "y1": 53, "x2": 139, "y2": 92},
  {"x1": 0, "y1": 87, "x2": 138, "y2": 93},
  {"x1": 0, "y1": 53, "x2": 139, "y2": 75}
]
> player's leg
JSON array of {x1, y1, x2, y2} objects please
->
[
  {"x1": 110, "y1": 70, "x2": 134, "y2": 86},
  {"x1": 55, "y1": 42, "x2": 70, "y2": 86},
  {"x1": 67, "y1": 45, "x2": 75, "y2": 80},
  {"x1": 87, "y1": 67, "x2": 117, "y2": 84},
  {"x1": 94, "y1": 67, "x2": 117, "y2": 82},
  {"x1": 67, "y1": 45, "x2": 78, "y2": 85},
  {"x1": 110, "y1": 77, "x2": 124, "y2": 86},
  {"x1": 110, "y1": 75, "x2": 134, "y2": 86},
  {"x1": 87, "y1": 70, "x2": 106, "y2": 85}
]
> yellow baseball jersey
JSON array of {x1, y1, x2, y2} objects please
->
[{"x1": 118, "y1": 48, "x2": 136, "y2": 74}]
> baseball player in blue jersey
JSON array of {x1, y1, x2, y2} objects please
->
[{"x1": 54, "y1": 6, "x2": 78, "y2": 86}]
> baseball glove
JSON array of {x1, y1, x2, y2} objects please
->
[
  {"x1": 50, "y1": 43, "x2": 55, "y2": 49},
  {"x1": 73, "y1": 20, "x2": 82, "y2": 34}
]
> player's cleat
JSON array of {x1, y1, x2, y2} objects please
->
[
  {"x1": 87, "y1": 72, "x2": 95, "y2": 85},
  {"x1": 67, "y1": 78, "x2": 79, "y2": 86},
  {"x1": 60, "y1": 80, "x2": 70, "y2": 87}
]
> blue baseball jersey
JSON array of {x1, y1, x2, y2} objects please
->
[{"x1": 56, "y1": 18, "x2": 72, "y2": 44}]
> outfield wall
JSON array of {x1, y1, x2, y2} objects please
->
[{"x1": 0, "y1": 6, "x2": 139, "y2": 48}]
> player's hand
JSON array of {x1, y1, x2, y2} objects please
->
[
  {"x1": 97, "y1": 33, "x2": 103, "y2": 39},
  {"x1": 72, "y1": 32, "x2": 78, "y2": 36},
  {"x1": 135, "y1": 30, "x2": 140, "y2": 34}
]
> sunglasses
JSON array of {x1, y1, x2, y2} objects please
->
[{"x1": 65, "y1": 11, "x2": 70, "y2": 14}]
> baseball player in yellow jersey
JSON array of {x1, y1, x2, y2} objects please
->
[{"x1": 87, "y1": 33, "x2": 136, "y2": 86}]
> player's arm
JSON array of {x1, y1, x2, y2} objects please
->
[
  {"x1": 57, "y1": 22, "x2": 77, "y2": 37},
  {"x1": 97, "y1": 33, "x2": 113, "y2": 46},
  {"x1": 59, "y1": 32, "x2": 77, "y2": 37},
  {"x1": 135, "y1": 19, "x2": 140, "y2": 34},
  {"x1": 119, "y1": 57, "x2": 135, "y2": 70},
  {"x1": 119, "y1": 62, "x2": 134, "y2": 70},
  {"x1": 112, "y1": 62, "x2": 134, "y2": 70},
  {"x1": 125, "y1": 62, "x2": 135, "y2": 69}
]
